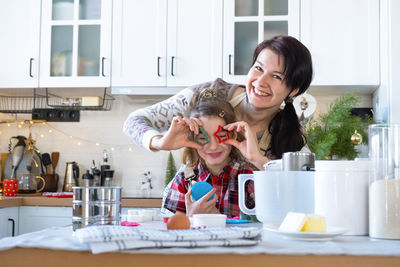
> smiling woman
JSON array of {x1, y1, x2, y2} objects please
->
[
  {"x1": 246, "y1": 49, "x2": 299, "y2": 109},
  {"x1": 123, "y1": 35, "x2": 313, "y2": 169}
]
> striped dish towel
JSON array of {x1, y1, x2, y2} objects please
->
[{"x1": 75, "y1": 226, "x2": 262, "y2": 254}]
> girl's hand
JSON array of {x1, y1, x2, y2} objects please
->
[
  {"x1": 150, "y1": 116, "x2": 203, "y2": 151},
  {"x1": 185, "y1": 187, "x2": 219, "y2": 217},
  {"x1": 223, "y1": 121, "x2": 269, "y2": 169}
]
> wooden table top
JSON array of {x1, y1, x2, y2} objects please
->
[
  {"x1": 0, "y1": 195, "x2": 162, "y2": 208},
  {"x1": 1, "y1": 248, "x2": 400, "y2": 267}
]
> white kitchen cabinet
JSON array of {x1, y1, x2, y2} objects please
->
[
  {"x1": 111, "y1": 0, "x2": 223, "y2": 93},
  {"x1": 0, "y1": 207, "x2": 19, "y2": 238},
  {"x1": 223, "y1": 0, "x2": 300, "y2": 85},
  {"x1": 301, "y1": 0, "x2": 379, "y2": 87},
  {"x1": 39, "y1": 0, "x2": 112, "y2": 88},
  {"x1": 0, "y1": 0, "x2": 40, "y2": 88},
  {"x1": 18, "y1": 206, "x2": 72, "y2": 234}
]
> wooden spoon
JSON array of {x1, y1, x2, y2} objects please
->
[{"x1": 51, "y1": 152, "x2": 60, "y2": 175}]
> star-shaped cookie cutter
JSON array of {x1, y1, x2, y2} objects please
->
[
  {"x1": 213, "y1": 125, "x2": 234, "y2": 143},
  {"x1": 190, "y1": 125, "x2": 235, "y2": 145},
  {"x1": 191, "y1": 126, "x2": 210, "y2": 146}
]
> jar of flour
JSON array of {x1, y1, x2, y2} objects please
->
[{"x1": 369, "y1": 124, "x2": 400, "y2": 239}]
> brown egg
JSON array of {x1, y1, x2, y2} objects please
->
[{"x1": 167, "y1": 213, "x2": 190, "y2": 230}]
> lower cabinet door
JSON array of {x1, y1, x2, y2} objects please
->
[
  {"x1": 19, "y1": 206, "x2": 72, "y2": 235},
  {"x1": 0, "y1": 207, "x2": 19, "y2": 238}
]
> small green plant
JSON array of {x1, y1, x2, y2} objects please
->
[
  {"x1": 305, "y1": 92, "x2": 373, "y2": 160},
  {"x1": 165, "y1": 152, "x2": 177, "y2": 186}
]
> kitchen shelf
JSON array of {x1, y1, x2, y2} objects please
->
[
  {"x1": 44, "y1": 88, "x2": 114, "y2": 111},
  {"x1": 0, "y1": 89, "x2": 54, "y2": 114},
  {"x1": 0, "y1": 88, "x2": 114, "y2": 114}
]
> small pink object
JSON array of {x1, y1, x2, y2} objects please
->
[
  {"x1": 163, "y1": 217, "x2": 170, "y2": 224},
  {"x1": 121, "y1": 222, "x2": 140, "y2": 227},
  {"x1": 227, "y1": 216, "x2": 240, "y2": 220},
  {"x1": 42, "y1": 192, "x2": 74, "y2": 198},
  {"x1": 191, "y1": 226, "x2": 207, "y2": 230}
]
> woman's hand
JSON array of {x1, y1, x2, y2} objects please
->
[
  {"x1": 185, "y1": 187, "x2": 219, "y2": 217},
  {"x1": 224, "y1": 121, "x2": 269, "y2": 169},
  {"x1": 150, "y1": 116, "x2": 204, "y2": 151}
]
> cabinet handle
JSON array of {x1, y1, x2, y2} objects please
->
[
  {"x1": 228, "y1": 54, "x2": 232, "y2": 75},
  {"x1": 171, "y1": 56, "x2": 175, "y2": 76},
  {"x1": 157, "y1": 57, "x2": 161, "y2": 77},
  {"x1": 101, "y1": 57, "x2": 106, "y2": 77},
  {"x1": 29, "y1": 58, "x2": 34, "y2": 78},
  {"x1": 8, "y1": 218, "x2": 15, "y2": 237}
]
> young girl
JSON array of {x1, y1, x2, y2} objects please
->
[{"x1": 163, "y1": 93, "x2": 254, "y2": 217}]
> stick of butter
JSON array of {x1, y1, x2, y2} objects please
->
[
  {"x1": 301, "y1": 214, "x2": 326, "y2": 232},
  {"x1": 279, "y1": 212, "x2": 327, "y2": 233},
  {"x1": 82, "y1": 96, "x2": 103, "y2": 106},
  {"x1": 279, "y1": 212, "x2": 307, "y2": 232}
]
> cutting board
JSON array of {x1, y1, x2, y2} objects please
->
[
  {"x1": 1, "y1": 153, "x2": 8, "y2": 181},
  {"x1": 17, "y1": 192, "x2": 42, "y2": 197}
]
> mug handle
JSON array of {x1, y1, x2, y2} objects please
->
[
  {"x1": 36, "y1": 176, "x2": 46, "y2": 192},
  {"x1": 238, "y1": 174, "x2": 256, "y2": 215}
]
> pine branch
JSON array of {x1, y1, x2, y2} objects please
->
[{"x1": 304, "y1": 92, "x2": 372, "y2": 160}]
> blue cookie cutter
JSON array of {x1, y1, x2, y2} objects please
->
[
  {"x1": 191, "y1": 181, "x2": 215, "y2": 201},
  {"x1": 226, "y1": 219, "x2": 249, "y2": 224}
]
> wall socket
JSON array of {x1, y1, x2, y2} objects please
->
[{"x1": 32, "y1": 108, "x2": 80, "y2": 122}]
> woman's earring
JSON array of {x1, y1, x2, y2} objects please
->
[{"x1": 280, "y1": 100, "x2": 286, "y2": 110}]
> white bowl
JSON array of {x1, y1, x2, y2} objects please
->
[{"x1": 192, "y1": 214, "x2": 227, "y2": 228}]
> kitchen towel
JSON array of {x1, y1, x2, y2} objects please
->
[
  {"x1": 1, "y1": 226, "x2": 400, "y2": 257},
  {"x1": 75, "y1": 226, "x2": 262, "y2": 254}
]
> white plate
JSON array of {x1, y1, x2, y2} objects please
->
[{"x1": 263, "y1": 224, "x2": 348, "y2": 241}]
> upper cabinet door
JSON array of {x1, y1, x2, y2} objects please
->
[
  {"x1": 40, "y1": 0, "x2": 112, "y2": 88},
  {"x1": 0, "y1": 0, "x2": 40, "y2": 88},
  {"x1": 111, "y1": 0, "x2": 223, "y2": 92},
  {"x1": 223, "y1": 0, "x2": 300, "y2": 85},
  {"x1": 166, "y1": 0, "x2": 223, "y2": 87},
  {"x1": 111, "y1": 0, "x2": 167, "y2": 88},
  {"x1": 301, "y1": 0, "x2": 379, "y2": 86}
]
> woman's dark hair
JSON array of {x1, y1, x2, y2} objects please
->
[
  {"x1": 252, "y1": 35, "x2": 313, "y2": 159},
  {"x1": 182, "y1": 95, "x2": 241, "y2": 166}
]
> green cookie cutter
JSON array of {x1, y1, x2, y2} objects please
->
[{"x1": 192, "y1": 126, "x2": 210, "y2": 146}]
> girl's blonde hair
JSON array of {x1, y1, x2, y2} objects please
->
[{"x1": 182, "y1": 94, "x2": 241, "y2": 167}]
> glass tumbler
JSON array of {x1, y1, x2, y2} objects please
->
[{"x1": 369, "y1": 124, "x2": 400, "y2": 239}]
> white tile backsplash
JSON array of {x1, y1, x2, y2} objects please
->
[
  {"x1": 0, "y1": 95, "x2": 181, "y2": 197},
  {"x1": 0, "y1": 92, "x2": 372, "y2": 197}
]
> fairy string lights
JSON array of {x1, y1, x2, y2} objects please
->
[{"x1": 0, "y1": 120, "x2": 134, "y2": 152}]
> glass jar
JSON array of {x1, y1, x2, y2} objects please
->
[{"x1": 368, "y1": 124, "x2": 400, "y2": 239}]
